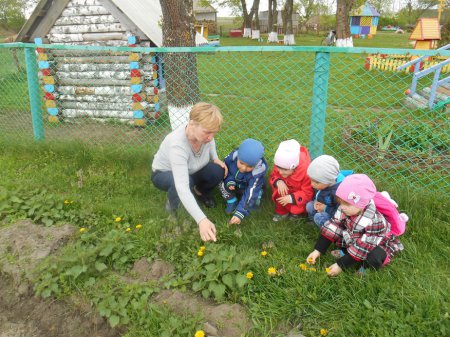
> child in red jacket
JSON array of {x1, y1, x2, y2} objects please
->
[{"x1": 269, "y1": 139, "x2": 314, "y2": 221}]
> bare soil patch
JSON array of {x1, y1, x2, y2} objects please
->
[{"x1": 0, "y1": 220, "x2": 120, "y2": 337}]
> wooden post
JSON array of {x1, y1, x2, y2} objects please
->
[
  {"x1": 25, "y1": 47, "x2": 44, "y2": 141},
  {"x1": 309, "y1": 52, "x2": 330, "y2": 159}
]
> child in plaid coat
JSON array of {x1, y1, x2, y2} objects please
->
[{"x1": 306, "y1": 174, "x2": 403, "y2": 276}]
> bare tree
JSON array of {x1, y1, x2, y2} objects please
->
[
  {"x1": 267, "y1": 0, "x2": 278, "y2": 42},
  {"x1": 252, "y1": 0, "x2": 261, "y2": 40},
  {"x1": 241, "y1": 0, "x2": 260, "y2": 37},
  {"x1": 283, "y1": 0, "x2": 295, "y2": 45},
  {"x1": 336, "y1": 0, "x2": 355, "y2": 47},
  {"x1": 159, "y1": 0, "x2": 200, "y2": 129}
]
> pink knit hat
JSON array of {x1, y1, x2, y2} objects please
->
[
  {"x1": 336, "y1": 174, "x2": 376, "y2": 209},
  {"x1": 274, "y1": 139, "x2": 300, "y2": 170}
]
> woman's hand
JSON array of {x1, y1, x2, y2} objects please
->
[
  {"x1": 198, "y1": 218, "x2": 217, "y2": 242},
  {"x1": 276, "y1": 195, "x2": 292, "y2": 206},
  {"x1": 306, "y1": 250, "x2": 321, "y2": 264},
  {"x1": 326, "y1": 263, "x2": 342, "y2": 277},
  {"x1": 277, "y1": 180, "x2": 289, "y2": 196},
  {"x1": 229, "y1": 216, "x2": 241, "y2": 225},
  {"x1": 213, "y1": 159, "x2": 228, "y2": 178}
]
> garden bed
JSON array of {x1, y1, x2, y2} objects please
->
[{"x1": 342, "y1": 123, "x2": 449, "y2": 171}]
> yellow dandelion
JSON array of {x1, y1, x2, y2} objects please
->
[
  {"x1": 246, "y1": 271, "x2": 254, "y2": 279},
  {"x1": 325, "y1": 267, "x2": 331, "y2": 273},
  {"x1": 135, "y1": 224, "x2": 142, "y2": 229},
  {"x1": 308, "y1": 267, "x2": 317, "y2": 272},
  {"x1": 64, "y1": 200, "x2": 70, "y2": 204},
  {"x1": 307, "y1": 257, "x2": 314, "y2": 264},
  {"x1": 320, "y1": 328, "x2": 328, "y2": 336},
  {"x1": 197, "y1": 250, "x2": 204, "y2": 257},
  {"x1": 126, "y1": 227, "x2": 131, "y2": 232},
  {"x1": 199, "y1": 246, "x2": 206, "y2": 252},
  {"x1": 299, "y1": 263, "x2": 308, "y2": 271},
  {"x1": 194, "y1": 330, "x2": 205, "y2": 337},
  {"x1": 268, "y1": 267, "x2": 277, "y2": 276},
  {"x1": 261, "y1": 250, "x2": 268, "y2": 257},
  {"x1": 115, "y1": 217, "x2": 122, "y2": 222},
  {"x1": 79, "y1": 227, "x2": 86, "y2": 233}
]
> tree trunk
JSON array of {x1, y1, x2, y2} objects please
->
[
  {"x1": 336, "y1": 0, "x2": 354, "y2": 47},
  {"x1": 267, "y1": 0, "x2": 278, "y2": 42},
  {"x1": 250, "y1": 0, "x2": 261, "y2": 39},
  {"x1": 159, "y1": 0, "x2": 199, "y2": 129},
  {"x1": 283, "y1": 0, "x2": 295, "y2": 45}
]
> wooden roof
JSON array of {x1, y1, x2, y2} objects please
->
[
  {"x1": 16, "y1": 0, "x2": 161, "y2": 45},
  {"x1": 409, "y1": 18, "x2": 441, "y2": 41}
]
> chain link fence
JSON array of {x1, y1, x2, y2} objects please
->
[{"x1": 0, "y1": 43, "x2": 449, "y2": 193}]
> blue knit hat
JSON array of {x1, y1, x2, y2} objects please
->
[{"x1": 238, "y1": 138, "x2": 264, "y2": 166}]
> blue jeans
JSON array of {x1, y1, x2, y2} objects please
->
[
  {"x1": 306, "y1": 201, "x2": 331, "y2": 228},
  {"x1": 151, "y1": 162, "x2": 224, "y2": 210}
]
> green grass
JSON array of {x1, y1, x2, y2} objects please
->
[{"x1": 0, "y1": 137, "x2": 448, "y2": 337}]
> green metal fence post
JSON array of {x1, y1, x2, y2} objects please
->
[
  {"x1": 25, "y1": 46, "x2": 44, "y2": 141},
  {"x1": 309, "y1": 52, "x2": 330, "y2": 159}
]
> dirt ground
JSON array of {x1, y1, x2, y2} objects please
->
[
  {"x1": 0, "y1": 220, "x2": 120, "y2": 337},
  {"x1": 0, "y1": 220, "x2": 254, "y2": 337}
]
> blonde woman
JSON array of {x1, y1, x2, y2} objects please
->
[{"x1": 152, "y1": 102, "x2": 227, "y2": 242}]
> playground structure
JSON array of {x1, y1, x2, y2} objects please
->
[
  {"x1": 409, "y1": 18, "x2": 440, "y2": 50},
  {"x1": 350, "y1": 2, "x2": 380, "y2": 39},
  {"x1": 195, "y1": 24, "x2": 220, "y2": 46},
  {"x1": 364, "y1": 54, "x2": 450, "y2": 73}
]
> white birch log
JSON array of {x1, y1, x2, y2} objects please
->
[
  {"x1": 58, "y1": 78, "x2": 130, "y2": 86},
  {"x1": 63, "y1": 109, "x2": 134, "y2": 119},
  {"x1": 49, "y1": 32, "x2": 125, "y2": 42},
  {"x1": 50, "y1": 23, "x2": 125, "y2": 34},
  {"x1": 58, "y1": 86, "x2": 157, "y2": 95},
  {"x1": 61, "y1": 6, "x2": 110, "y2": 16},
  {"x1": 242, "y1": 28, "x2": 252, "y2": 38},
  {"x1": 57, "y1": 63, "x2": 153, "y2": 72},
  {"x1": 56, "y1": 70, "x2": 153, "y2": 80},
  {"x1": 56, "y1": 70, "x2": 130, "y2": 80},
  {"x1": 267, "y1": 31, "x2": 278, "y2": 43},
  {"x1": 59, "y1": 94, "x2": 131, "y2": 102},
  {"x1": 336, "y1": 37, "x2": 353, "y2": 47},
  {"x1": 55, "y1": 15, "x2": 118, "y2": 26},
  {"x1": 55, "y1": 40, "x2": 130, "y2": 46},
  {"x1": 168, "y1": 104, "x2": 191, "y2": 130},
  {"x1": 51, "y1": 55, "x2": 130, "y2": 62},
  {"x1": 251, "y1": 30, "x2": 260, "y2": 39},
  {"x1": 284, "y1": 34, "x2": 295, "y2": 45},
  {"x1": 60, "y1": 101, "x2": 152, "y2": 110},
  {"x1": 67, "y1": 0, "x2": 101, "y2": 6}
]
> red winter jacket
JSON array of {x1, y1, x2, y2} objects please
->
[{"x1": 269, "y1": 146, "x2": 314, "y2": 208}]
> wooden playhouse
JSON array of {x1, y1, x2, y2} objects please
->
[
  {"x1": 16, "y1": 0, "x2": 164, "y2": 126},
  {"x1": 350, "y1": 2, "x2": 380, "y2": 38}
]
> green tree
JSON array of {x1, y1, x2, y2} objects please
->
[{"x1": 0, "y1": 0, "x2": 26, "y2": 30}]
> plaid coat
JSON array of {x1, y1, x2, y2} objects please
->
[{"x1": 321, "y1": 200, "x2": 403, "y2": 261}]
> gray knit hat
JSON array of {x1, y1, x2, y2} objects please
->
[{"x1": 307, "y1": 155, "x2": 340, "y2": 184}]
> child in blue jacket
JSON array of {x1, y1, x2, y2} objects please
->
[
  {"x1": 306, "y1": 155, "x2": 346, "y2": 228},
  {"x1": 219, "y1": 138, "x2": 267, "y2": 225}
]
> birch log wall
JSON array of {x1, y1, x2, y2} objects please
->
[{"x1": 40, "y1": 0, "x2": 160, "y2": 125}]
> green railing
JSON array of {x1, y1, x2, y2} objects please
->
[{"x1": 0, "y1": 43, "x2": 449, "y2": 193}]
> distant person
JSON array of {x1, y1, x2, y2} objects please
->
[
  {"x1": 219, "y1": 138, "x2": 267, "y2": 225},
  {"x1": 269, "y1": 139, "x2": 314, "y2": 221},
  {"x1": 306, "y1": 174, "x2": 404, "y2": 277},
  {"x1": 151, "y1": 102, "x2": 227, "y2": 242}
]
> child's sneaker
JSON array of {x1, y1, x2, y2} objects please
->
[
  {"x1": 288, "y1": 213, "x2": 306, "y2": 220},
  {"x1": 272, "y1": 213, "x2": 289, "y2": 222},
  {"x1": 225, "y1": 201, "x2": 237, "y2": 214}
]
